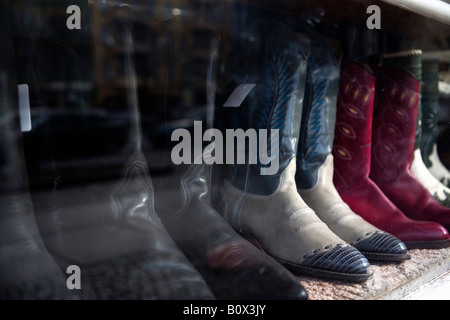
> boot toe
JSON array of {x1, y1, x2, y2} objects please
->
[
  {"x1": 303, "y1": 244, "x2": 370, "y2": 274},
  {"x1": 280, "y1": 244, "x2": 372, "y2": 282},
  {"x1": 287, "y1": 285, "x2": 309, "y2": 300},
  {"x1": 353, "y1": 231, "x2": 410, "y2": 262}
]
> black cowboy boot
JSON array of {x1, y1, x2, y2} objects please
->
[
  {"x1": 0, "y1": 5, "x2": 76, "y2": 299},
  {"x1": 295, "y1": 29, "x2": 409, "y2": 262},
  {"x1": 21, "y1": 4, "x2": 215, "y2": 300},
  {"x1": 220, "y1": 20, "x2": 371, "y2": 282},
  {"x1": 158, "y1": 155, "x2": 308, "y2": 300},
  {"x1": 415, "y1": 58, "x2": 450, "y2": 202},
  {"x1": 421, "y1": 58, "x2": 450, "y2": 188},
  {"x1": 150, "y1": 17, "x2": 308, "y2": 300},
  {"x1": 409, "y1": 56, "x2": 450, "y2": 207}
]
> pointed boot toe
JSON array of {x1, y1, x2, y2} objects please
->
[
  {"x1": 202, "y1": 239, "x2": 309, "y2": 300},
  {"x1": 292, "y1": 244, "x2": 371, "y2": 283},
  {"x1": 352, "y1": 231, "x2": 410, "y2": 262},
  {"x1": 401, "y1": 223, "x2": 450, "y2": 249}
]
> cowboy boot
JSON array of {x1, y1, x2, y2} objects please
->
[
  {"x1": 409, "y1": 57, "x2": 450, "y2": 207},
  {"x1": 370, "y1": 50, "x2": 450, "y2": 231},
  {"x1": 296, "y1": 31, "x2": 409, "y2": 262},
  {"x1": 23, "y1": 6, "x2": 215, "y2": 300},
  {"x1": 420, "y1": 58, "x2": 450, "y2": 189},
  {"x1": 151, "y1": 19, "x2": 308, "y2": 300},
  {"x1": 221, "y1": 20, "x2": 371, "y2": 282},
  {"x1": 0, "y1": 9, "x2": 77, "y2": 298},
  {"x1": 333, "y1": 60, "x2": 450, "y2": 249},
  {"x1": 158, "y1": 157, "x2": 308, "y2": 300},
  {"x1": 37, "y1": 152, "x2": 215, "y2": 300}
]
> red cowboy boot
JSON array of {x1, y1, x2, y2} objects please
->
[
  {"x1": 370, "y1": 50, "x2": 450, "y2": 233},
  {"x1": 333, "y1": 60, "x2": 450, "y2": 249}
]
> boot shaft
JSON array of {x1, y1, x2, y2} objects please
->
[
  {"x1": 333, "y1": 60, "x2": 376, "y2": 189},
  {"x1": 371, "y1": 50, "x2": 422, "y2": 182},
  {"x1": 382, "y1": 50, "x2": 423, "y2": 151},
  {"x1": 296, "y1": 31, "x2": 341, "y2": 190},
  {"x1": 221, "y1": 20, "x2": 308, "y2": 196},
  {"x1": 421, "y1": 58, "x2": 440, "y2": 167}
]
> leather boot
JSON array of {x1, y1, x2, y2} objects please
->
[
  {"x1": 0, "y1": 9, "x2": 77, "y2": 299},
  {"x1": 296, "y1": 32, "x2": 409, "y2": 262},
  {"x1": 221, "y1": 20, "x2": 371, "y2": 282},
  {"x1": 159, "y1": 160, "x2": 308, "y2": 300},
  {"x1": 370, "y1": 50, "x2": 450, "y2": 232},
  {"x1": 152, "y1": 20, "x2": 308, "y2": 300},
  {"x1": 23, "y1": 7, "x2": 215, "y2": 300},
  {"x1": 333, "y1": 60, "x2": 450, "y2": 249},
  {"x1": 410, "y1": 58, "x2": 450, "y2": 207},
  {"x1": 420, "y1": 58, "x2": 450, "y2": 189}
]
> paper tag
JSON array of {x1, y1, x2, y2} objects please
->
[
  {"x1": 223, "y1": 83, "x2": 256, "y2": 107},
  {"x1": 18, "y1": 84, "x2": 31, "y2": 132}
]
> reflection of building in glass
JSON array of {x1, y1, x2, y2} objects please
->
[
  {"x1": 8, "y1": 0, "x2": 231, "y2": 181},
  {"x1": 91, "y1": 0, "x2": 230, "y2": 112}
]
